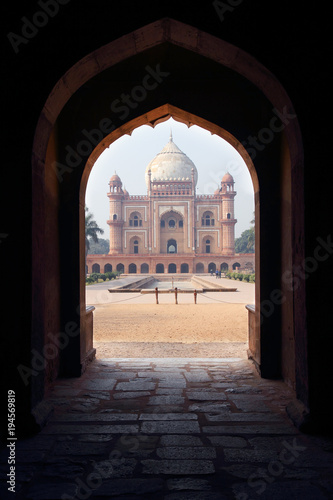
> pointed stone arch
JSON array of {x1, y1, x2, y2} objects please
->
[{"x1": 31, "y1": 18, "x2": 306, "y2": 428}]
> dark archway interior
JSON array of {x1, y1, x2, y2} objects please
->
[{"x1": 2, "y1": 2, "x2": 331, "y2": 436}]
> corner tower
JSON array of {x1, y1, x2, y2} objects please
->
[
  {"x1": 107, "y1": 173, "x2": 124, "y2": 255},
  {"x1": 221, "y1": 172, "x2": 237, "y2": 255}
]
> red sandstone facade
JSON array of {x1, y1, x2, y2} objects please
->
[{"x1": 86, "y1": 135, "x2": 254, "y2": 274}]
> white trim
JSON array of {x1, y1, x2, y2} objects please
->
[
  {"x1": 196, "y1": 204, "x2": 220, "y2": 221},
  {"x1": 124, "y1": 229, "x2": 147, "y2": 248},
  {"x1": 196, "y1": 229, "x2": 220, "y2": 247},
  {"x1": 124, "y1": 205, "x2": 147, "y2": 222}
]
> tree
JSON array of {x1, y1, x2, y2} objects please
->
[
  {"x1": 85, "y1": 207, "x2": 104, "y2": 257},
  {"x1": 88, "y1": 237, "x2": 110, "y2": 254},
  {"x1": 235, "y1": 214, "x2": 255, "y2": 253}
]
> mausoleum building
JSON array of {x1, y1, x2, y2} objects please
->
[{"x1": 86, "y1": 134, "x2": 254, "y2": 274}]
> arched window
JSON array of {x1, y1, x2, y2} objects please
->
[
  {"x1": 113, "y1": 214, "x2": 117, "y2": 220},
  {"x1": 168, "y1": 263, "x2": 177, "y2": 273},
  {"x1": 104, "y1": 263, "x2": 112, "y2": 273},
  {"x1": 133, "y1": 240, "x2": 139, "y2": 254},
  {"x1": 167, "y1": 239, "x2": 177, "y2": 253},
  {"x1": 116, "y1": 263, "x2": 124, "y2": 273},
  {"x1": 141, "y1": 263, "x2": 149, "y2": 273},
  {"x1": 181, "y1": 263, "x2": 189, "y2": 273},
  {"x1": 227, "y1": 213, "x2": 231, "y2": 219},
  {"x1": 206, "y1": 239, "x2": 211, "y2": 253},
  {"x1": 92, "y1": 263, "x2": 100, "y2": 273},
  {"x1": 129, "y1": 263, "x2": 137, "y2": 274},
  {"x1": 156, "y1": 263, "x2": 164, "y2": 274},
  {"x1": 196, "y1": 262, "x2": 204, "y2": 273},
  {"x1": 129, "y1": 213, "x2": 142, "y2": 227},
  {"x1": 179, "y1": 220, "x2": 183, "y2": 228},
  {"x1": 202, "y1": 212, "x2": 215, "y2": 226},
  {"x1": 168, "y1": 219, "x2": 176, "y2": 228},
  {"x1": 161, "y1": 220, "x2": 165, "y2": 228}
]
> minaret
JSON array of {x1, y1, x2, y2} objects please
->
[
  {"x1": 221, "y1": 172, "x2": 237, "y2": 254},
  {"x1": 107, "y1": 172, "x2": 124, "y2": 255}
]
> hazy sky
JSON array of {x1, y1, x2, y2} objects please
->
[{"x1": 85, "y1": 117, "x2": 254, "y2": 239}]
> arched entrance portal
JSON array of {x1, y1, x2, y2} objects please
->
[
  {"x1": 167, "y1": 239, "x2": 177, "y2": 254},
  {"x1": 31, "y1": 19, "x2": 306, "y2": 430}
]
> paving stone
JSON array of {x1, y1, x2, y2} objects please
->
[
  {"x1": 227, "y1": 395, "x2": 270, "y2": 412},
  {"x1": 156, "y1": 388, "x2": 184, "y2": 395},
  {"x1": 82, "y1": 378, "x2": 117, "y2": 390},
  {"x1": 41, "y1": 462, "x2": 85, "y2": 479},
  {"x1": 43, "y1": 424, "x2": 139, "y2": 434},
  {"x1": 113, "y1": 391, "x2": 151, "y2": 399},
  {"x1": 26, "y1": 483, "x2": 78, "y2": 499},
  {"x1": 53, "y1": 441, "x2": 109, "y2": 456},
  {"x1": 77, "y1": 434, "x2": 114, "y2": 442},
  {"x1": 115, "y1": 380, "x2": 156, "y2": 391},
  {"x1": 91, "y1": 478, "x2": 164, "y2": 496},
  {"x1": 187, "y1": 391, "x2": 227, "y2": 401},
  {"x1": 160, "y1": 435, "x2": 203, "y2": 447},
  {"x1": 188, "y1": 402, "x2": 230, "y2": 413},
  {"x1": 141, "y1": 421, "x2": 200, "y2": 434},
  {"x1": 93, "y1": 458, "x2": 137, "y2": 478},
  {"x1": 157, "y1": 446, "x2": 216, "y2": 459},
  {"x1": 224, "y1": 448, "x2": 279, "y2": 463},
  {"x1": 104, "y1": 371, "x2": 138, "y2": 379},
  {"x1": 164, "y1": 493, "x2": 227, "y2": 500},
  {"x1": 184, "y1": 371, "x2": 212, "y2": 382},
  {"x1": 207, "y1": 436, "x2": 247, "y2": 448},
  {"x1": 141, "y1": 459, "x2": 215, "y2": 475},
  {"x1": 233, "y1": 480, "x2": 328, "y2": 500},
  {"x1": 148, "y1": 395, "x2": 185, "y2": 405},
  {"x1": 139, "y1": 413, "x2": 197, "y2": 420},
  {"x1": 202, "y1": 425, "x2": 298, "y2": 434},
  {"x1": 54, "y1": 413, "x2": 139, "y2": 421},
  {"x1": 206, "y1": 412, "x2": 284, "y2": 422},
  {"x1": 167, "y1": 477, "x2": 212, "y2": 491},
  {"x1": 159, "y1": 379, "x2": 187, "y2": 388},
  {"x1": 81, "y1": 391, "x2": 111, "y2": 400},
  {"x1": 114, "y1": 435, "x2": 159, "y2": 457}
]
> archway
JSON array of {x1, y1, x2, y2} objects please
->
[
  {"x1": 129, "y1": 263, "x2": 137, "y2": 274},
  {"x1": 116, "y1": 263, "x2": 124, "y2": 273},
  {"x1": 196, "y1": 263, "x2": 204, "y2": 273},
  {"x1": 104, "y1": 263, "x2": 112, "y2": 273},
  {"x1": 181, "y1": 263, "x2": 189, "y2": 273},
  {"x1": 156, "y1": 263, "x2": 164, "y2": 274},
  {"x1": 168, "y1": 263, "x2": 177, "y2": 273},
  {"x1": 209, "y1": 262, "x2": 216, "y2": 273},
  {"x1": 92, "y1": 263, "x2": 100, "y2": 273},
  {"x1": 141, "y1": 263, "x2": 149, "y2": 273},
  {"x1": 31, "y1": 19, "x2": 306, "y2": 424},
  {"x1": 167, "y1": 239, "x2": 177, "y2": 254}
]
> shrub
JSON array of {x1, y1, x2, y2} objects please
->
[
  {"x1": 86, "y1": 277, "x2": 95, "y2": 284},
  {"x1": 243, "y1": 274, "x2": 250, "y2": 282},
  {"x1": 100, "y1": 273, "x2": 107, "y2": 281}
]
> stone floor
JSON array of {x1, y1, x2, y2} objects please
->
[{"x1": 1, "y1": 358, "x2": 333, "y2": 499}]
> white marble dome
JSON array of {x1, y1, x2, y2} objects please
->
[{"x1": 145, "y1": 133, "x2": 198, "y2": 187}]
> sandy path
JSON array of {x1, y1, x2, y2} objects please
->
[{"x1": 93, "y1": 303, "x2": 248, "y2": 358}]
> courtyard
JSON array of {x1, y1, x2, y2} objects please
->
[{"x1": 86, "y1": 275, "x2": 254, "y2": 358}]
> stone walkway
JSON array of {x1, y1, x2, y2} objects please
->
[{"x1": 1, "y1": 358, "x2": 333, "y2": 499}]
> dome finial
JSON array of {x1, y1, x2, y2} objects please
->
[{"x1": 169, "y1": 129, "x2": 173, "y2": 142}]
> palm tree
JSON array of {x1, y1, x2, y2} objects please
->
[{"x1": 85, "y1": 207, "x2": 104, "y2": 258}]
